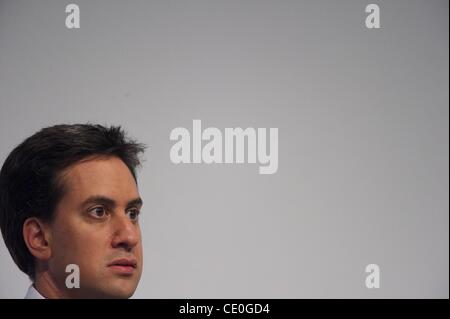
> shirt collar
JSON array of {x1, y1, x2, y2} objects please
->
[{"x1": 24, "y1": 284, "x2": 45, "y2": 299}]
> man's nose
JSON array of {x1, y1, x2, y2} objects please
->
[{"x1": 111, "y1": 213, "x2": 140, "y2": 251}]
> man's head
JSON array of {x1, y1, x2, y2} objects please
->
[{"x1": 0, "y1": 124, "x2": 146, "y2": 298}]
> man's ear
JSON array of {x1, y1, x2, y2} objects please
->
[{"x1": 23, "y1": 217, "x2": 52, "y2": 261}]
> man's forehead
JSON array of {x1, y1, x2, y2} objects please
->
[{"x1": 58, "y1": 156, "x2": 139, "y2": 201}]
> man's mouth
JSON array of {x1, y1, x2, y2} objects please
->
[{"x1": 108, "y1": 258, "x2": 137, "y2": 275}]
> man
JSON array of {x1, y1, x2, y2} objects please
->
[{"x1": 0, "y1": 124, "x2": 146, "y2": 298}]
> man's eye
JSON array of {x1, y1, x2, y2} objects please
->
[
  {"x1": 126, "y1": 209, "x2": 140, "y2": 221},
  {"x1": 89, "y1": 207, "x2": 107, "y2": 218}
]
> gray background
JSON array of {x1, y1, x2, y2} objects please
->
[{"x1": 0, "y1": 0, "x2": 448, "y2": 298}]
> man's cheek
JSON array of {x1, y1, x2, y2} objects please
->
[
  {"x1": 52, "y1": 233, "x2": 94, "y2": 272},
  {"x1": 48, "y1": 254, "x2": 72, "y2": 288}
]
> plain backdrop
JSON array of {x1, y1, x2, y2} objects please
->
[{"x1": 0, "y1": 0, "x2": 448, "y2": 298}]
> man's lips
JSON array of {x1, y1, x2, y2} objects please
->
[{"x1": 108, "y1": 258, "x2": 137, "y2": 271}]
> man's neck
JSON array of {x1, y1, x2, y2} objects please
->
[{"x1": 34, "y1": 272, "x2": 70, "y2": 299}]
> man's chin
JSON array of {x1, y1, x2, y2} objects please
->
[
  {"x1": 66, "y1": 278, "x2": 139, "y2": 299},
  {"x1": 68, "y1": 287, "x2": 136, "y2": 299},
  {"x1": 100, "y1": 281, "x2": 139, "y2": 298}
]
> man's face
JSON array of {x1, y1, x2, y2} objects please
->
[{"x1": 46, "y1": 156, "x2": 143, "y2": 298}]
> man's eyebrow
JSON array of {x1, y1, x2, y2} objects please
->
[
  {"x1": 81, "y1": 196, "x2": 117, "y2": 209},
  {"x1": 127, "y1": 197, "x2": 143, "y2": 208},
  {"x1": 80, "y1": 196, "x2": 143, "y2": 209}
]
